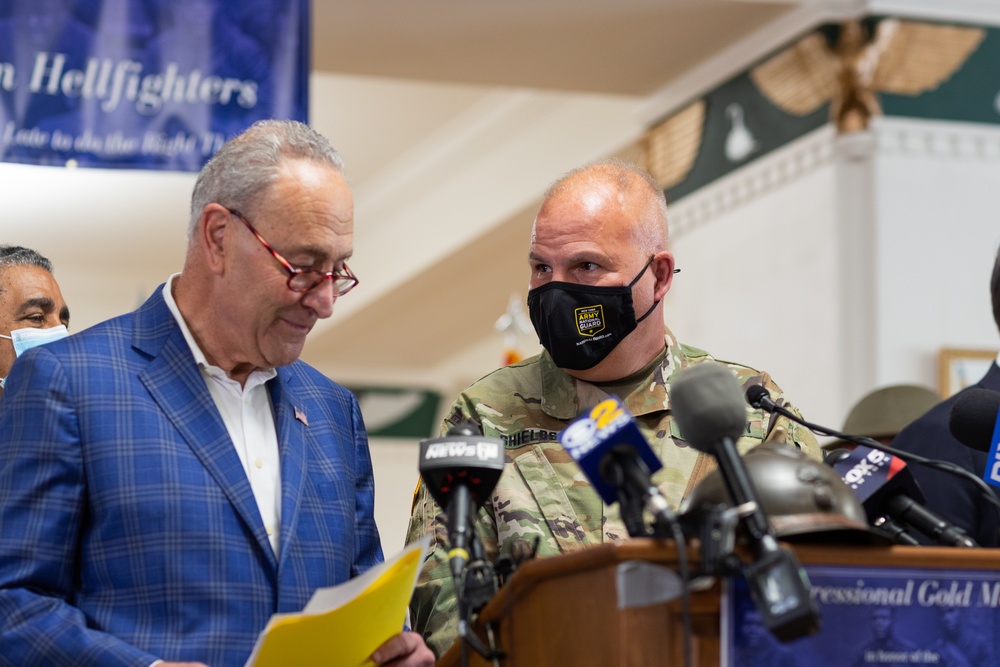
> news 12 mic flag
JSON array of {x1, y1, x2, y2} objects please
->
[
  {"x1": 559, "y1": 397, "x2": 663, "y2": 505},
  {"x1": 0, "y1": 0, "x2": 309, "y2": 171}
]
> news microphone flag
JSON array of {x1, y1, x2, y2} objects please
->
[
  {"x1": 559, "y1": 396, "x2": 662, "y2": 505},
  {"x1": 984, "y1": 407, "x2": 1000, "y2": 488},
  {"x1": 829, "y1": 445, "x2": 924, "y2": 505}
]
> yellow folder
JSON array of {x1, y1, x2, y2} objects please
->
[{"x1": 245, "y1": 536, "x2": 430, "y2": 667}]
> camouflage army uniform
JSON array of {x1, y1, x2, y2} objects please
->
[{"x1": 405, "y1": 328, "x2": 820, "y2": 657}]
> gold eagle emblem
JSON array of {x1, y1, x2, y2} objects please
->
[{"x1": 750, "y1": 19, "x2": 985, "y2": 133}]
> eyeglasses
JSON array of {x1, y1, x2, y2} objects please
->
[{"x1": 227, "y1": 208, "x2": 359, "y2": 296}]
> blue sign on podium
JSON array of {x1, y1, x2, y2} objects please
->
[{"x1": 726, "y1": 564, "x2": 1000, "y2": 666}]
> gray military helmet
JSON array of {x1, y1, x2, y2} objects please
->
[
  {"x1": 682, "y1": 440, "x2": 880, "y2": 543},
  {"x1": 841, "y1": 384, "x2": 940, "y2": 439}
]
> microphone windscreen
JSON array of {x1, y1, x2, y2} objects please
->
[
  {"x1": 948, "y1": 388, "x2": 1000, "y2": 453},
  {"x1": 745, "y1": 385, "x2": 771, "y2": 409},
  {"x1": 670, "y1": 363, "x2": 747, "y2": 453}
]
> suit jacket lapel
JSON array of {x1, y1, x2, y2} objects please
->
[
  {"x1": 133, "y1": 288, "x2": 278, "y2": 571},
  {"x1": 270, "y1": 366, "x2": 306, "y2": 573}
]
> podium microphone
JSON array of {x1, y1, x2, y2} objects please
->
[
  {"x1": 560, "y1": 396, "x2": 676, "y2": 537},
  {"x1": 750, "y1": 385, "x2": 985, "y2": 548},
  {"x1": 823, "y1": 446, "x2": 975, "y2": 547},
  {"x1": 419, "y1": 423, "x2": 505, "y2": 581},
  {"x1": 824, "y1": 448, "x2": 920, "y2": 546},
  {"x1": 949, "y1": 387, "x2": 1000, "y2": 464},
  {"x1": 671, "y1": 364, "x2": 819, "y2": 642},
  {"x1": 561, "y1": 396, "x2": 693, "y2": 667}
]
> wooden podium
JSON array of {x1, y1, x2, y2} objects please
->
[{"x1": 438, "y1": 539, "x2": 1000, "y2": 667}]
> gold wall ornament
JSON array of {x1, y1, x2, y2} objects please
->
[
  {"x1": 644, "y1": 99, "x2": 705, "y2": 188},
  {"x1": 750, "y1": 19, "x2": 985, "y2": 133}
]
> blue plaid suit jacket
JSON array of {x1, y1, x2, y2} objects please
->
[{"x1": 0, "y1": 287, "x2": 384, "y2": 667}]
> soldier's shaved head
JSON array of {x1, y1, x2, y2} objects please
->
[{"x1": 538, "y1": 158, "x2": 668, "y2": 256}]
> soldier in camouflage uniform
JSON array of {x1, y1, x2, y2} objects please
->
[{"x1": 405, "y1": 158, "x2": 821, "y2": 658}]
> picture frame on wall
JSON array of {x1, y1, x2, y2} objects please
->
[{"x1": 937, "y1": 348, "x2": 997, "y2": 397}]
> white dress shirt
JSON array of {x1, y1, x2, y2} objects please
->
[{"x1": 162, "y1": 275, "x2": 282, "y2": 557}]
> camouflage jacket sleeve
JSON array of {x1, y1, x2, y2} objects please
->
[{"x1": 671, "y1": 359, "x2": 822, "y2": 499}]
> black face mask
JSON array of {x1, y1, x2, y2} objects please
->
[{"x1": 527, "y1": 257, "x2": 658, "y2": 371}]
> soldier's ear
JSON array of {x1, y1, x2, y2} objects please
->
[{"x1": 651, "y1": 251, "x2": 675, "y2": 300}]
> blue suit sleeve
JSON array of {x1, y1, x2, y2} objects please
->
[
  {"x1": 0, "y1": 349, "x2": 158, "y2": 667},
  {"x1": 349, "y1": 396, "x2": 384, "y2": 578}
]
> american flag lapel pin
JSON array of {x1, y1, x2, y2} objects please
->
[{"x1": 294, "y1": 406, "x2": 309, "y2": 426}]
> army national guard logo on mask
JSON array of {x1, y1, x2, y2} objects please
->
[
  {"x1": 527, "y1": 256, "x2": 659, "y2": 371},
  {"x1": 576, "y1": 305, "x2": 605, "y2": 336}
]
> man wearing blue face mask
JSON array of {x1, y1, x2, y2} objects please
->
[
  {"x1": 406, "y1": 158, "x2": 822, "y2": 657},
  {"x1": 0, "y1": 245, "x2": 70, "y2": 394}
]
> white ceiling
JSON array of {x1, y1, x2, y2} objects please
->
[
  {"x1": 2, "y1": 0, "x2": 912, "y2": 395},
  {"x1": 310, "y1": 0, "x2": 795, "y2": 95}
]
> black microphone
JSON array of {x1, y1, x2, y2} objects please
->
[
  {"x1": 949, "y1": 387, "x2": 1000, "y2": 454},
  {"x1": 948, "y1": 387, "x2": 1000, "y2": 492},
  {"x1": 828, "y1": 445, "x2": 975, "y2": 547},
  {"x1": 560, "y1": 396, "x2": 676, "y2": 537},
  {"x1": 671, "y1": 364, "x2": 819, "y2": 642},
  {"x1": 823, "y1": 448, "x2": 920, "y2": 546},
  {"x1": 673, "y1": 368, "x2": 769, "y2": 541},
  {"x1": 746, "y1": 384, "x2": 777, "y2": 413},
  {"x1": 753, "y1": 386, "x2": 978, "y2": 548},
  {"x1": 419, "y1": 423, "x2": 505, "y2": 581},
  {"x1": 561, "y1": 396, "x2": 694, "y2": 667}
]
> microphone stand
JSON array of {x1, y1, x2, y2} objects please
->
[
  {"x1": 613, "y1": 483, "x2": 647, "y2": 539},
  {"x1": 453, "y1": 514, "x2": 503, "y2": 667},
  {"x1": 596, "y1": 448, "x2": 693, "y2": 667},
  {"x1": 664, "y1": 508, "x2": 694, "y2": 667}
]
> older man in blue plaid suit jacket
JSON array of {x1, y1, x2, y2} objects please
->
[{"x1": 0, "y1": 121, "x2": 433, "y2": 667}]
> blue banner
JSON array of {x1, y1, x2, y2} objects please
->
[
  {"x1": 0, "y1": 0, "x2": 309, "y2": 171},
  {"x1": 726, "y1": 566, "x2": 1000, "y2": 666}
]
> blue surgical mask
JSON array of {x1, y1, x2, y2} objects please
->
[{"x1": 0, "y1": 324, "x2": 69, "y2": 357}]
